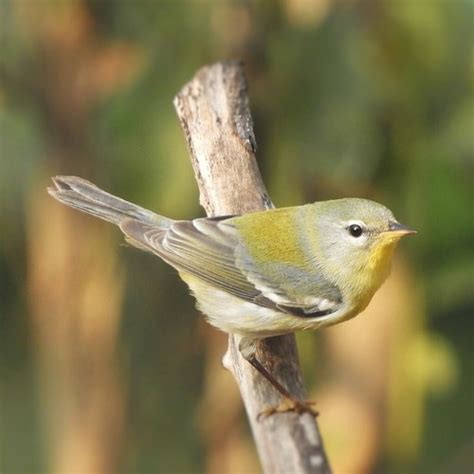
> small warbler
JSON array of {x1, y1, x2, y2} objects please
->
[{"x1": 49, "y1": 176, "x2": 415, "y2": 416}]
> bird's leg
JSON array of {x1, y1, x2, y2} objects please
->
[
  {"x1": 247, "y1": 355, "x2": 318, "y2": 420},
  {"x1": 238, "y1": 337, "x2": 318, "y2": 420}
]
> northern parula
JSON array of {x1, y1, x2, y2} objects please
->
[{"x1": 49, "y1": 176, "x2": 415, "y2": 416}]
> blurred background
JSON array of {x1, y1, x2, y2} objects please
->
[{"x1": 1, "y1": 0, "x2": 473, "y2": 473}]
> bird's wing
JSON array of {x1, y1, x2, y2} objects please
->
[
  {"x1": 121, "y1": 217, "x2": 260, "y2": 301},
  {"x1": 120, "y1": 216, "x2": 342, "y2": 317}
]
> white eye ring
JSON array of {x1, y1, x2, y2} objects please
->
[{"x1": 345, "y1": 221, "x2": 366, "y2": 239}]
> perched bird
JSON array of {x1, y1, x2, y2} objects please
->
[{"x1": 48, "y1": 176, "x2": 415, "y2": 416}]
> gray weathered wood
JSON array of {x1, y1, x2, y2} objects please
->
[{"x1": 174, "y1": 60, "x2": 331, "y2": 474}]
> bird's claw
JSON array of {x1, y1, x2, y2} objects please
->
[{"x1": 257, "y1": 398, "x2": 318, "y2": 421}]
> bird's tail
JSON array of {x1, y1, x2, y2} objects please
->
[{"x1": 48, "y1": 176, "x2": 169, "y2": 228}]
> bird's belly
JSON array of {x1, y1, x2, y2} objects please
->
[{"x1": 180, "y1": 273, "x2": 348, "y2": 338}]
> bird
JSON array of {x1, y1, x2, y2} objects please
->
[{"x1": 48, "y1": 176, "x2": 415, "y2": 417}]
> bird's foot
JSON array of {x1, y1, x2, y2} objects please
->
[{"x1": 257, "y1": 398, "x2": 318, "y2": 421}]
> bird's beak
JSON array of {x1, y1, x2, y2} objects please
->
[{"x1": 385, "y1": 221, "x2": 417, "y2": 237}]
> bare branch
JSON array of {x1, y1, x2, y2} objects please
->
[{"x1": 174, "y1": 61, "x2": 331, "y2": 474}]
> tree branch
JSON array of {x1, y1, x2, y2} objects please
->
[{"x1": 174, "y1": 60, "x2": 331, "y2": 474}]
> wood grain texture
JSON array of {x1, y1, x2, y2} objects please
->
[{"x1": 174, "y1": 60, "x2": 331, "y2": 474}]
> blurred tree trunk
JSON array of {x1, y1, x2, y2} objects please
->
[
  {"x1": 27, "y1": 192, "x2": 126, "y2": 474},
  {"x1": 20, "y1": 3, "x2": 142, "y2": 472}
]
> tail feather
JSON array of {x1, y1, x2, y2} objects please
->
[{"x1": 48, "y1": 176, "x2": 169, "y2": 228}]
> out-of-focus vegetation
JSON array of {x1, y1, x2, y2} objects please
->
[{"x1": 1, "y1": 0, "x2": 472, "y2": 473}]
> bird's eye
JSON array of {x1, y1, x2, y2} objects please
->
[{"x1": 348, "y1": 224, "x2": 363, "y2": 238}]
